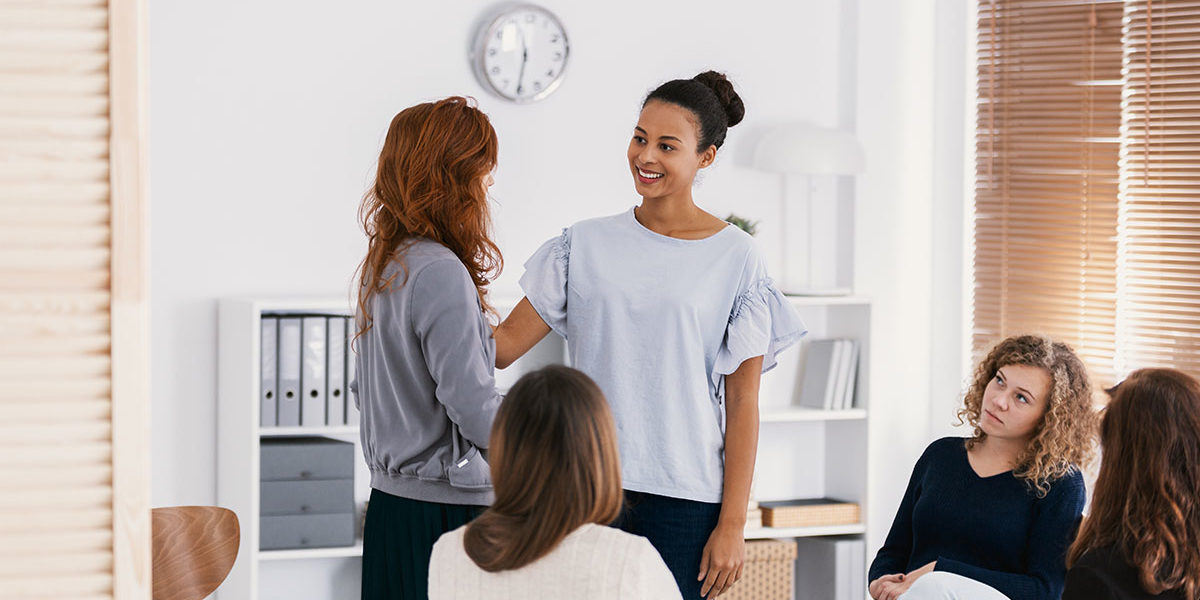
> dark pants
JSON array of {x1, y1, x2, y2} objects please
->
[
  {"x1": 612, "y1": 489, "x2": 723, "y2": 599},
  {"x1": 360, "y1": 488, "x2": 485, "y2": 600}
]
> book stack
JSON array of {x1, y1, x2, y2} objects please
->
[
  {"x1": 795, "y1": 536, "x2": 866, "y2": 600},
  {"x1": 758, "y1": 498, "x2": 861, "y2": 528},
  {"x1": 797, "y1": 338, "x2": 859, "y2": 411},
  {"x1": 746, "y1": 498, "x2": 762, "y2": 530}
]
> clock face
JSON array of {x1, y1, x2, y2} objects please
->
[{"x1": 473, "y1": 4, "x2": 569, "y2": 103}]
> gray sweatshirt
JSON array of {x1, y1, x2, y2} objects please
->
[{"x1": 352, "y1": 239, "x2": 500, "y2": 505}]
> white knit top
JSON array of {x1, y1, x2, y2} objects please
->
[{"x1": 428, "y1": 523, "x2": 682, "y2": 600}]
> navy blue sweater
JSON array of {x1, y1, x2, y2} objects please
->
[{"x1": 869, "y1": 437, "x2": 1085, "y2": 600}]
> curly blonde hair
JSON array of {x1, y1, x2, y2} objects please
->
[{"x1": 956, "y1": 335, "x2": 1098, "y2": 497}]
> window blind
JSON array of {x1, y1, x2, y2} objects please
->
[
  {"x1": 974, "y1": 0, "x2": 1124, "y2": 386},
  {"x1": 1119, "y1": 0, "x2": 1200, "y2": 377}
]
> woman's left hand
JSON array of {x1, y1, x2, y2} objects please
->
[
  {"x1": 879, "y1": 561, "x2": 936, "y2": 600},
  {"x1": 698, "y1": 522, "x2": 745, "y2": 599}
]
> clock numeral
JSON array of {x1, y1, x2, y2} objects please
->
[
  {"x1": 487, "y1": 48, "x2": 496, "y2": 57},
  {"x1": 491, "y1": 66, "x2": 501, "y2": 75},
  {"x1": 533, "y1": 81, "x2": 543, "y2": 91},
  {"x1": 553, "y1": 51, "x2": 563, "y2": 61},
  {"x1": 501, "y1": 79, "x2": 510, "y2": 88},
  {"x1": 550, "y1": 34, "x2": 560, "y2": 43},
  {"x1": 546, "y1": 69, "x2": 556, "y2": 77}
]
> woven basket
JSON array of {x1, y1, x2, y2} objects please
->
[{"x1": 722, "y1": 540, "x2": 797, "y2": 600}]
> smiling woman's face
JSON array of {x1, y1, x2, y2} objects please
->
[{"x1": 626, "y1": 100, "x2": 715, "y2": 202}]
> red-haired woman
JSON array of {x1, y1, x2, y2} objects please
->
[
  {"x1": 429, "y1": 365, "x2": 681, "y2": 599},
  {"x1": 1064, "y1": 368, "x2": 1200, "y2": 600},
  {"x1": 352, "y1": 96, "x2": 503, "y2": 600}
]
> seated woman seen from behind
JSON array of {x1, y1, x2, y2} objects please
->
[
  {"x1": 428, "y1": 365, "x2": 682, "y2": 600},
  {"x1": 869, "y1": 335, "x2": 1098, "y2": 600},
  {"x1": 1063, "y1": 368, "x2": 1200, "y2": 600}
]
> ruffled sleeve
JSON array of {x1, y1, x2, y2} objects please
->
[
  {"x1": 712, "y1": 277, "x2": 807, "y2": 387},
  {"x1": 518, "y1": 228, "x2": 571, "y2": 338}
]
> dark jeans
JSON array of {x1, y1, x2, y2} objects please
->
[
  {"x1": 613, "y1": 489, "x2": 723, "y2": 599},
  {"x1": 360, "y1": 488, "x2": 485, "y2": 600}
]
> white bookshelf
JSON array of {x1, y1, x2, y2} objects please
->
[
  {"x1": 751, "y1": 296, "x2": 872, "y2": 598},
  {"x1": 217, "y1": 297, "x2": 365, "y2": 600}
]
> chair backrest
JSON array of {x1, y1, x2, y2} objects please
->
[{"x1": 151, "y1": 506, "x2": 240, "y2": 600}]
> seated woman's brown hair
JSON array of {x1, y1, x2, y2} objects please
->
[
  {"x1": 1068, "y1": 368, "x2": 1200, "y2": 598},
  {"x1": 463, "y1": 365, "x2": 622, "y2": 572}
]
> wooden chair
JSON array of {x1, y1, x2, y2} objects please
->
[{"x1": 151, "y1": 506, "x2": 240, "y2": 600}]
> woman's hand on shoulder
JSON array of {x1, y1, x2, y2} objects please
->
[
  {"x1": 698, "y1": 522, "x2": 744, "y2": 599},
  {"x1": 493, "y1": 298, "x2": 551, "y2": 369}
]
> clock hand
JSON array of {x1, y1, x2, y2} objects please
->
[{"x1": 516, "y1": 25, "x2": 528, "y2": 95}]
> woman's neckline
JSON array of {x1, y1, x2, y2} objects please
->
[
  {"x1": 961, "y1": 438, "x2": 1015, "y2": 480},
  {"x1": 627, "y1": 206, "x2": 732, "y2": 243}
]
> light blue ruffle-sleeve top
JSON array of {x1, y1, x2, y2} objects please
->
[{"x1": 520, "y1": 207, "x2": 807, "y2": 503}]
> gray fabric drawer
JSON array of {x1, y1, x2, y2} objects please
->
[
  {"x1": 260, "y1": 479, "x2": 354, "y2": 516},
  {"x1": 260, "y1": 513, "x2": 356, "y2": 550},
  {"x1": 260, "y1": 437, "x2": 354, "y2": 481}
]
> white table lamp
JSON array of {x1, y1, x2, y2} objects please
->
[{"x1": 751, "y1": 123, "x2": 865, "y2": 296}]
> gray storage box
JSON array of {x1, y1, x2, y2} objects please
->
[
  {"x1": 260, "y1": 437, "x2": 354, "y2": 481},
  {"x1": 260, "y1": 513, "x2": 356, "y2": 550},
  {"x1": 260, "y1": 479, "x2": 354, "y2": 516}
]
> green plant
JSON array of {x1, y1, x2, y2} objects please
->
[{"x1": 724, "y1": 213, "x2": 759, "y2": 236}]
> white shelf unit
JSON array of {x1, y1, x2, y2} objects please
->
[
  {"x1": 752, "y1": 296, "x2": 871, "y2": 594},
  {"x1": 217, "y1": 297, "x2": 366, "y2": 600}
]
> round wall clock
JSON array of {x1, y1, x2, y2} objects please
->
[{"x1": 472, "y1": 4, "x2": 569, "y2": 103}]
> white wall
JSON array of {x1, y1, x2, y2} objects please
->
[{"x1": 149, "y1": 0, "x2": 969, "y2": 589}]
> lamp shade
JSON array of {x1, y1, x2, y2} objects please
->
[{"x1": 751, "y1": 124, "x2": 865, "y2": 175}]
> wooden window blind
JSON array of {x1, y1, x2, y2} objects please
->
[
  {"x1": 0, "y1": 0, "x2": 149, "y2": 598},
  {"x1": 1119, "y1": 0, "x2": 1200, "y2": 377},
  {"x1": 974, "y1": 0, "x2": 1124, "y2": 385}
]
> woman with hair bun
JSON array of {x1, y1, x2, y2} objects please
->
[
  {"x1": 352, "y1": 96, "x2": 504, "y2": 600},
  {"x1": 1063, "y1": 367, "x2": 1200, "y2": 600},
  {"x1": 868, "y1": 335, "x2": 1098, "y2": 600},
  {"x1": 492, "y1": 71, "x2": 807, "y2": 599}
]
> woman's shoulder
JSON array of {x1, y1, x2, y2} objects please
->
[
  {"x1": 430, "y1": 525, "x2": 469, "y2": 563},
  {"x1": 925, "y1": 436, "x2": 968, "y2": 457}
]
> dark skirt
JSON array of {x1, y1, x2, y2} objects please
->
[
  {"x1": 360, "y1": 488, "x2": 485, "y2": 600},
  {"x1": 613, "y1": 489, "x2": 723, "y2": 599}
]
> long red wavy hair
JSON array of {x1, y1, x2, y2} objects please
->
[
  {"x1": 355, "y1": 96, "x2": 501, "y2": 336},
  {"x1": 1068, "y1": 368, "x2": 1200, "y2": 599}
]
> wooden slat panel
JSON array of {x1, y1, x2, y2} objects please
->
[
  {"x1": 0, "y1": 181, "x2": 108, "y2": 203},
  {"x1": 0, "y1": 379, "x2": 110, "y2": 401},
  {"x1": 0, "y1": 95, "x2": 110, "y2": 118},
  {"x1": 1, "y1": 0, "x2": 121, "y2": 598},
  {"x1": 1, "y1": 574, "x2": 113, "y2": 597},
  {"x1": 0, "y1": 6, "x2": 108, "y2": 29},
  {"x1": 0, "y1": 508, "x2": 111, "y2": 533},
  {"x1": 0, "y1": 334, "x2": 110, "y2": 356},
  {"x1": 0, "y1": 399, "x2": 110, "y2": 420},
  {"x1": 0, "y1": 49, "x2": 107, "y2": 73},
  {"x1": 0, "y1": 30, "x2": 108, "y2": 53},
  {"x1": 0, "y1": 441, "x2": 110, "y2": 467},
  {"x1": 0, "y1": 552, "x2": 112, "y2": 578},
  {"x1": 0, "y1": 225, "x2": 109, "y2": 247},
  {"x1": 0, "y1": 465, "x2": 111, "y2": 490}
]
